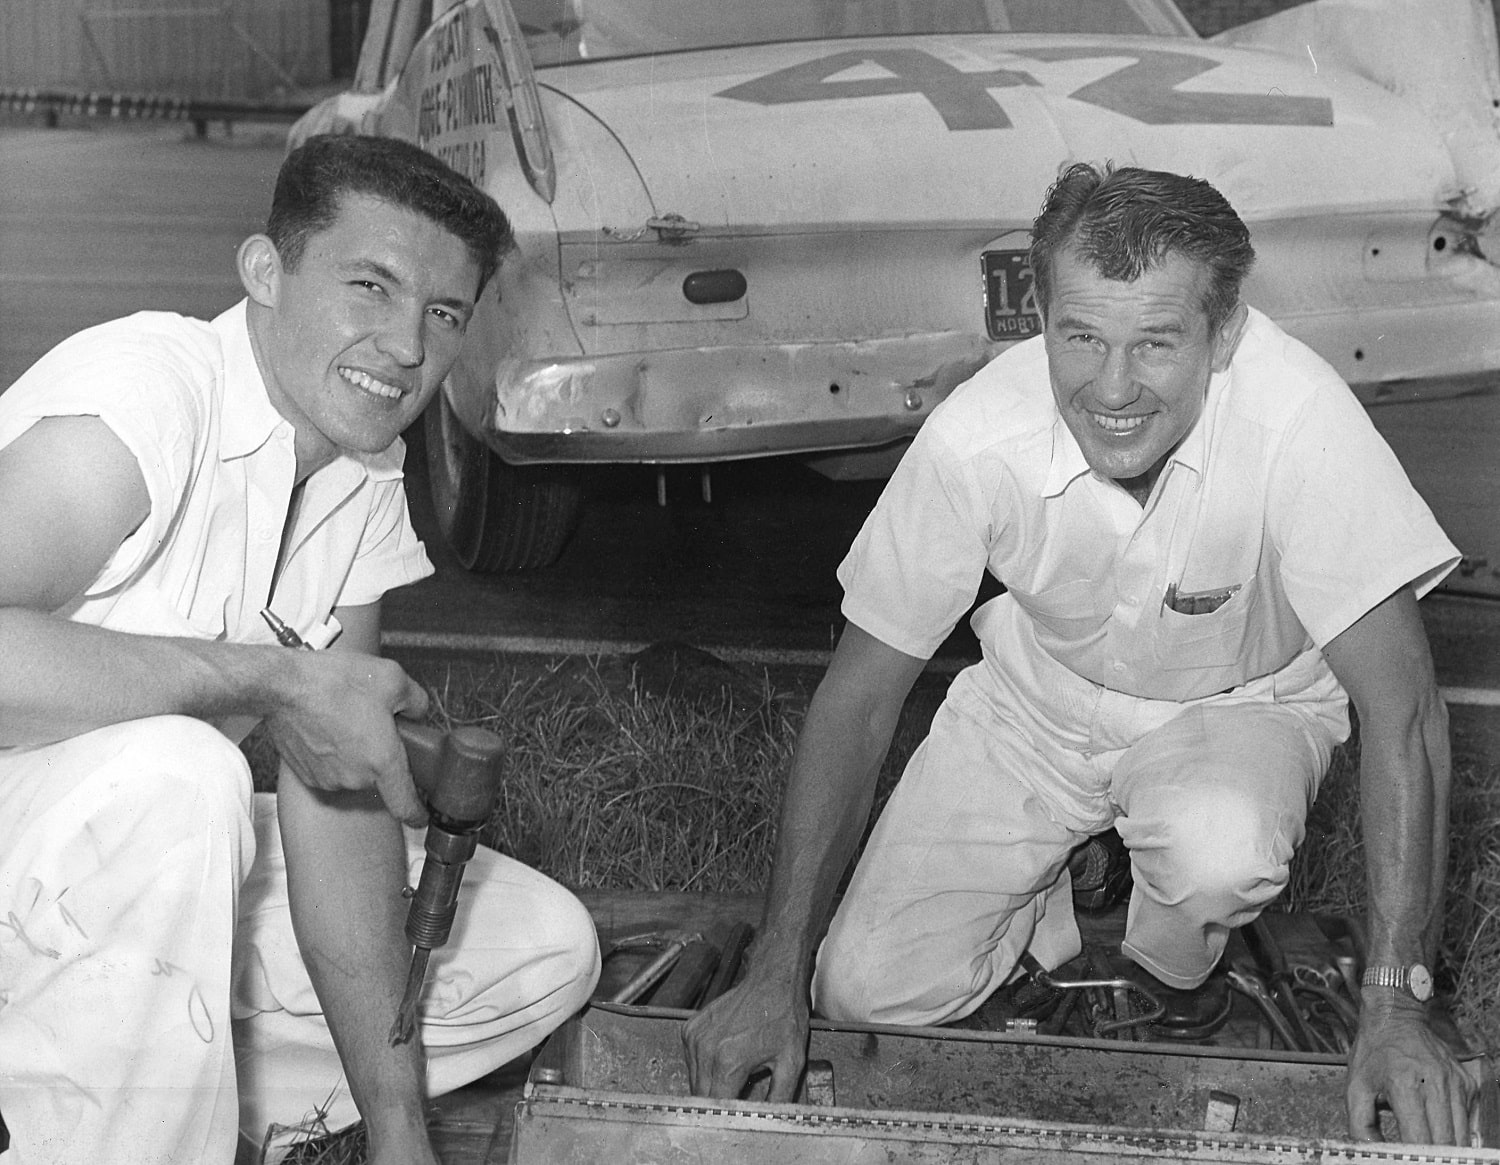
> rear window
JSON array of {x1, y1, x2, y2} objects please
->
[{"x1": 514, "y1": 0, "x2": 1198, "y2": 66}]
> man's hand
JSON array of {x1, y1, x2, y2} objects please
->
[
  {"x1": 1347, "y1": 996, "x2": 1475, "y2": 1144},
  {"x1": 266, "y1": 646, "x2": 431, "y2": 827},
  {"x1": 683, "y1": 972, "x2": 810, "y2": 1102}
]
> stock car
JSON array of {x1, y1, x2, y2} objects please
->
[{"x1": 292, "y1": 0, "x2": 1500, "y2": 571}]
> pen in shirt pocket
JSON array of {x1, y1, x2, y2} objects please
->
[
  {"x1": 1161, "y1": 582, "x2": 1242, "y2": 616},
  {"x1": 260, "y1": 607, "x2": 342, "y2": 650}
]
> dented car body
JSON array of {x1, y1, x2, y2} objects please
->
[{"x1": 294, "y1": 0, "x2": 1500, "y2": 570}]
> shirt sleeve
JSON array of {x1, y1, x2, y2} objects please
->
[
  {"x1": 1267, "y1": 377, "x2": 1459, "y2": 647},
  {"x1": 0, "y1": 317, "x2": 205, "y2": 592},
  {"x1": 335, "y1": 443, "x2": 435, "y2": 610},
  {"x1": 837, "y1": 418, "x2": 996, "y2": 660}
]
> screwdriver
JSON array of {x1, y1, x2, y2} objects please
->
[{"x1": 260, "y1": 608, "x2": 508, "y2": 1048}]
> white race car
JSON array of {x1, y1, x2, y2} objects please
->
[{"x1": 293, "y1": 0, "x2": 1500, "y2": 570}]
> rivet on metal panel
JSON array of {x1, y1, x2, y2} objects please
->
[{"x1": 1204, "y1": 1089, "x2": 1240, "y2": 1132}]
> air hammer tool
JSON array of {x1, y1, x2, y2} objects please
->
[{"x1": 389, "y1": 718, "x2": 507, "y2": 1046}]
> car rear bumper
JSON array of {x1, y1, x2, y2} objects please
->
[
  {"x1": 471, "y1": 297, "x2": 1500, "y2": 466},
  {"x1": 480, "y1": 331, "x2": 995, "y2": 464}
]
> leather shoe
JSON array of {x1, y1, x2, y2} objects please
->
[{"x1": 1068, "y1": 829, "x2": 1132, "y2": 913}]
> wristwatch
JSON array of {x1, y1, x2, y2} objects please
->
[{"x1": 1361, "y1": 962, "x2": 1434, "y2": 1002}]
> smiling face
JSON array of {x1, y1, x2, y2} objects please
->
[
  {"x1": 239, "y1": 191, "x2": 481, "y2": 478},
  {"x1": 1043, "y1": 245, "x2": 1246, "y2": 499}
]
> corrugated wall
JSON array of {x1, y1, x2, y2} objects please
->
[
  {"x1": 0, "y1": 0, "x2": 337, "y2": 100},
  {"x1": 1175, "y1": 0, "x2": 1500, "y2": 33}
]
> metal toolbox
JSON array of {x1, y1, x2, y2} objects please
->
[{"x1": 512, "y1": 1002, "x2": 1500, "y2": 1164}]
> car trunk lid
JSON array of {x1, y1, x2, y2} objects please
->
[{"x1": 539, "y1": 33, "x2": 1460, "y2": 238}]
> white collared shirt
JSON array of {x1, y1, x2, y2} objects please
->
[
  {"x1": 0, "y1": 301, "x2": 433, "y2": 648},
  {"x1": 839, "y1": 308, "x2": 1459, "y2": 704}
]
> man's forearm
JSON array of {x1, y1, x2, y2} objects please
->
[
  {"x1": 276, "y1": 771, "x2": 431, "y2": 1150},
  {"x1": 751, "y1": 709, "x2": 889, "y2": 982},
  {"x1": 748, "y1": 638, "x2": 919, "y2": 983},
  {"x1": 1359, "y1": 691, "x2": 1451, "y2": 967},
  {"x1": 0, "y1": 607, "x2": 298, "y2": 747}
]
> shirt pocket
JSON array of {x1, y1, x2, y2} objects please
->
[
  {"x1": 1156, "y1": 575, "x2": 1261, "y2": 672},
  {"x1": 1011, "y1": 577, "x2": 1115, "y2": 643}
]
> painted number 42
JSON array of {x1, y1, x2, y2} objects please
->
[{"x1": 719, "y1": 46, "x2": 1330, "y2": 131}]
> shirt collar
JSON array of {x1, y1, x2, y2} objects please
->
[
  {"x1": 214, "y1": 300, "x2": 284, "y2": 462},
  {"x1": 1043, "y1": 415, "x2": 1092, "y2": 498},
  {"x1": 1166, "y1": 365, "x2": 1229, "y2": 480},
  {"x1": 211, "y1": 299, "x2": 405, "y2": 484}
]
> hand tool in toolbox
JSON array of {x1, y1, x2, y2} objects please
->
[
  {"x1": 593, "y1": 918, "x2": 755, "y2": 1010},
  {"x1": 1018, "y1": 949, "x2": 1166, "y2": 1039}
]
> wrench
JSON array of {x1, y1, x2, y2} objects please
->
[
  {"x1": 1227, "y1": 967, "x2": 1308, "y2": 1052},
  {"x1": 606, "y1": 930, "x2": 703, "y2": 1005},
  {"x1": 1294, "y1": 984, "x2": 1355, "y2": 1052},
  {"x1": 1247, "y1": 916, "x2": 1331, "y2": 1054},
  {"x1": 1292, "y1": 963, "x2": 1361, "y2": 1036}
]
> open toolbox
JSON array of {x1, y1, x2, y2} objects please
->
[
  {"x1": 511, "y1": 904, "x2": 1500, "y2": 1163},
  {"x1": 513, "y1": 1003, "x2": 1500, "y2": 1163}
]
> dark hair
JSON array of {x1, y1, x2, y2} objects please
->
[
  {"x1": 1029, "y1": 162, "x2": 1255, "y2": 332},
  {"x1": 266, "y1": 134, "x2": 513, "y2": 295}
]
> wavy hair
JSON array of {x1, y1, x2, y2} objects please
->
[
  {"x1": 266, "y1": 134, "x2": 512, "y2": 295},
  {"x1": 1029, "y1": 162, "x2": 1255, "y2": 332}
]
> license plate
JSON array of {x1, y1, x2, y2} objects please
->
[{"x1": 982, "y1": 249, "x2": 1041, "y2": 341}]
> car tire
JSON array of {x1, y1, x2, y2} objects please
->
[{"x1": 424, "y1": 391, "x2": 583, "y2": 572}]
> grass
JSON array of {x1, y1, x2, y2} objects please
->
[{"x1": 244, "y1": 645, "x2": 1500, "y2": 1161}]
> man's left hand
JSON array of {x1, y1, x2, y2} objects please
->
[{"x1": 1347, "y1": 995, "x2": 1475, "y2": 1145}]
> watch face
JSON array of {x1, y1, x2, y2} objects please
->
[{"x1": 1409, "y1": 963, "x2": 1434, "y2": 1002}]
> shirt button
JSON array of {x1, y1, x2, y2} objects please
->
[
  {"x1": 257, "y1": 527, "x2": 275, "y2": 542},
  {"x1": 1113, "y1": 661, "x2": 1127, "y2": 673}
]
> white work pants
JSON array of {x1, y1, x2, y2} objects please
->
[
  {"x1": 0, "y1": 716, "x2": 599, "y2": 1165},
  {"x1": 813, "y1": 647, "x2": 1347, "y2": 1027}
]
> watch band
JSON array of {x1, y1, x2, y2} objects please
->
[{"x1": 1362, "y1": 963, "x2": 1434, "y2": 1001}]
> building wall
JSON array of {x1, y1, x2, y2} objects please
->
[
  {"x1": 1177, "y1": 0, "x2": 1500, "y2": 35},
  {"x1": 0, "y1": 0, "x2": 337, "y2": 99}
]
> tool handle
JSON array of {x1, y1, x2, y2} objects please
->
[
  {"x1": 700, "y1": 922, "x2": 754, "y2": 1006},
  {"x1": 396, "y1": 718, "x2": 506, "y2": 828}
]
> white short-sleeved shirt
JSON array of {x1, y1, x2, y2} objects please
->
[
  {"x1": 0, "y1": 301, "x2": 433, "y2": 650},
  {"x1": 839, "y1": 308, "x2": 1459, "y2": 705}
]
